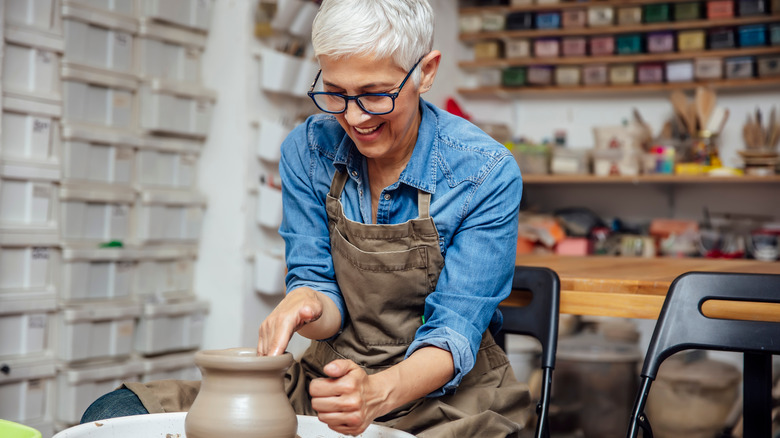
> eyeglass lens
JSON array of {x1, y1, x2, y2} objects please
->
[{"x1": 311, "y1": 94, "x2": 394, "y2": 115}]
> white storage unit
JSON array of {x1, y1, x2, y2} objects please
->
[
  {"x1": 0, "y1": 296, "x2": 56, "y2": 357},
  {"x1": 4, "y1": 0, "x2": 63, "y2": 35},
  {"x1": 136, "y1": 350, "x2": 200, "y2": 382},
  {"x1": 0, "y1": 355, "x2": 56, "y2": 424},
  {"x1": 61, "y1": 64, "x2": 138, "y2": 130},
  {"x1": 1, "y1": 88, "x2": 62, "y2": 165},
  {"x1": 0, "y1": 159, "x2": 60, "y2": 243},
  {"x1": 138, "y1": 79, "x2": 215, "y2": 138},
  {"x1": 61, "y1": 1, "x2": 138, "y2": 77},
  {"x1": 0, "y1": 240, "x2": 60, "y2": 301},
  {"x1": 132, "y1": 189, "x2": 206, "y2": 244},
  {"x1": 134, "y1": 299, "x2": 208, "y2": 356},
  {"x1": 55, "y1": 359, "x2": 141, "y2": 425},
  {"x1": 135, "y1": 0, "x2": 212, "y2": 33},
  {"x1": 135, "y1": 136, "x2": 200, "y2": 190},
  {"x1": 61, "y1": 124, "x2": 139, "y2": 188},
  {"x1": 252, "y1": 248, "x2": 286, "y2": 296},
  {"x1": 55, "y1": 302, "x2": 141, "y2": 363},
  {"x1": 62, "y1": 0, "x2": 135, "y2": 16},
  {"x1": 60, "y1": 247, "x2": 138, "y2": 303},
  {"x1": 252, "y1": 116, "x2": 291, "y2": 163},
  {"x1": 59, "y1": 184, "x2": 135, "y2": 244},
  {"x1": 3, "y1": 24, "x2": 64, "y2": 99},
  {"x1": 134, "y1": 246, "x2": 196, "y2": 302},
  {"x1": 136, "y1": 18, "x2": 206, "y2": 85}
]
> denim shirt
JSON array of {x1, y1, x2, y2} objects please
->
[{"x1": 279, "y1": 99, "x2": 523, "y2": 396}]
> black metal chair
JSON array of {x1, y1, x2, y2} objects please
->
[
  {"x1": 627, "y1": 271, "x2": 780, "y2": 438},
  {"x1": 497, "y1": 266, "x2": 560, "y2": 438}
]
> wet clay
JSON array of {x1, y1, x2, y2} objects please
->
[{"x1": 185, "y1": 348, "x2": 297, "y2": 438}]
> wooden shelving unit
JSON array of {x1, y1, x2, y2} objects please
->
[
  {"x1": 521, "y1": 174, "x2": 780, "y2": 183},
  {"x1": 461, "y1": 0, "x2": 713, "y2": 14}
]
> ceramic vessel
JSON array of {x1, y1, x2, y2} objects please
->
[{"x1": 185, "y1": 348, "x2": 297, "y2": 438}]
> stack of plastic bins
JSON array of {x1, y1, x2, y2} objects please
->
[
  {"x1": 129, "y1": 0, "x2": 213, "y2": 376},
  {"x1": 1, "y1": 3, "x2": 63, "y2": 434}
]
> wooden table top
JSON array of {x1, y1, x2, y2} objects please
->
[{"x1": 506, "y1": 255, "x2": 780, "y2": 320}]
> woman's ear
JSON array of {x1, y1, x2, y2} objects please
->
[{"x1": 418, "y1": 50, "x2": 441, "y2": 94}]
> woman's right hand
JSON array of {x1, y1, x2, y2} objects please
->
[{"x1": 257, "y1": 287, "x2": 336, "y2": 356}]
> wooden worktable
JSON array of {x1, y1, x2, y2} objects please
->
[{"x1": 507, "y1": 255, "x2": 780, "y2": 321}]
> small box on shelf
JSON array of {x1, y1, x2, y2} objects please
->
[
  {"x1": 644, "y1": 3, "x2": 671, "y2": 23},
  {"x1": 609, "y1": 64, "x2": 636, "y2": 85},
  {"x1": 616, "y1": 34, "x2": 643, "y2": 54},
  {"x1": 562, "y1": 37, "x2": 587, "y2": 57},
  {"x1": 555, "y1": 66, "x2": 581, "y2": 86},
  {"x1": 506, "y1": 12, "x2": 534, "y2": 30},
  {"x1": 770, "y1": 24, "x2": 780, "y2": 45},
  {"x1": 738, "y1": 24, "x2": 768, "y2": 47},
  {"x1": 647, "y1": 31, "x2": 675, "y2": 53},
  {"x1": 617, "y1": 6, "x2": 643, "y2": 26},
  {"x1": 666, "y1": 60, "x2": 695, "y2": 82},
  {"x1": 674, "y1": 2, "x2": 703, "y2": 20},
  {"x1": 637, "y1": 63, "x2": 665, "y2": 83},
  {"x1": 709, "y1": 27, "x2": 737, "y2": 49},
  {"x1": 583, "y1": 64, "x2": 608, "y2": 85},
  {"x1": 707, "y1": 0, "x2": 735, "y2": 18},
  {"x1": 590, "y1": 35, "x2": 615, "y2": 56},
  {"x1": 505, "y1": 38, "x2": 531, "y2": 58},
  {"x1": 725, "y1": 56, "x2": 756, "y2": 78},
  {"x1": 536, "y1": 12, "x2": 561, "y2": 29},
  {"x1": 534, "y1": 38, "x2": 560, "y2": 57},
  {"x1": 695, "y1": 58, "x2": 725, "y2": 79},
  {"x1": 561, "y1": 9, "x2": 587, "y2": 28},
  {"x1": 737, "y1": 0, "x2": 768, "y2": 16},
  {"x1": 527, "y1": 66, "x2": 554, "y2": 85},
  {"x1": 588, "y1": 6, "x2": 615, "y2": 27},
  {"x1": 678, "y1": 30, "x2": 707, "y2": 51},
  {"x1": 502, "y1": 67, "x2": 527, "y2": 87},
  {"x1": 757, "y1": 56, "x2": 780, "y2": 77}
]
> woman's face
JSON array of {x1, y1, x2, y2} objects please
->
[{"x1": 317, "y1": 53, "x2": 439, "y2": 164}]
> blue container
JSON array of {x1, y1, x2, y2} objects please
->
[
  {"x1": 536, "y1": 12, "x2": 561, "y2": 29},
  {"x1": 616, "y1": 34, "x2": 643, "y2": 54},
  {"x1": 738, "y1": 24, "x2": 767, "y2": 47}
]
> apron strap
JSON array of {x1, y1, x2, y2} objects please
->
[
  {"x1": 417, "y1": 190, "x2": 432, "y2": 219},
  {"x1": 328, "y1": 170, "x2": 349, "y2": 199},
  {"x1": 331, "y1": 168, "x2": 432, "y2": 220}
]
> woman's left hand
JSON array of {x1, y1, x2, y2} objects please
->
[{"x1": 309, "y1": 359, "x2": 388, "y2": 436}]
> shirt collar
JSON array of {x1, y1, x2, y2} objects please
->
[{"x1": 332, "y1": 98, "x2": 439, "y2": 194}]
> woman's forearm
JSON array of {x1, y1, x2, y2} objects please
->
[{"x1": 294, "y1": 287, "x2": 342, "y2": 340}]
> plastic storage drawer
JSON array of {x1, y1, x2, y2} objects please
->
[
  {"x1": 136, "y1": 136, "x2": 201, "y2": 190},
  {"x1": 134, "y1": 299, "x2": 209, "y2": 356},
  {"x1": 61, "y1": 124, "x2": 139, "y2": 188},
  {"x1": 1, "y1": 89, "x2": 62, "y2": 165},
  {"x1": 136, "y1": 0, "x2": 213, "y2": 33},
  {"x1": 132, "y1": 190, "x2": 206, "y2": 244},
  {"x1": 0, "y1": 242, "x2": 60, "y2": 301},
  {"x1": 2, "y1": 25, "x2": 64, "y2": 99},
  {"x1": 136, "y1": 18, "x2": 207, "y2": 85},
  {"x1": 4, "y1": 0, "x2": 63, "y2": 34},
  {"x1": 0, "y1": 356, "x2": 56, "y2": 424},
  {"x1": 62, "y1": 0, "x2": 135, "y2": 16},
  {"x1": 60, "y1": 247, "x2": 139, "y2": 302},
  {"x1": 0, "y1": 297, "x2": 56, "y2": 357},
  {"x1": 138, "y1": 350, "x2": 200, "y2": 382},
  {"x1": 61, "y1": 65, "x2": 139, "y2": 130},
  {"x1": 62, "y1": 1, "x2": 138, "y2": 76},
  {"x1": 59, "y1": 185, "x2": 136, "y2": 244},
  {"x1": 56, "y1": 302, "x2": 141, "y2": 363},
  {"x1": 55, "y1": 359, "x2": 142, "y2": 425},
  {"x1": 138, "y1": 80, "x2": 216, "y2": 138},
  {"x1": 0, "y1": 160, "x2": 60, "y2": 242},
  {"x1": 134, "y1": 246, "x2": 197, "y2": 302}
]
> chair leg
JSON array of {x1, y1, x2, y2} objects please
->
[
  {"x1": 535, "y1": 368, "x2": 553, "y2": 438},
  {"x1": 627, "y1": 377, "x2": 654, "y2": 438}
]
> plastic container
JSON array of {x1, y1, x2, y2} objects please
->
[
  {"x1": 136, "y1": 136, "x2": 201, "y2": 190},
  {"x1": 61, "y1": 124, "x2": 139, "y2": 188},
  {"x1": 0, "y1": 242, "x2": 60, "y2": 301},
  {"x1": 2, "y1": 25, "x2": 64, "y2": 99},
  {"x1": 134, "y1": 299, "x2": 209, "y2": 356},
  {"x1": 511, "y1": 143, "x2": 550, "y2": 175},
  {"x1": 56, "y1": 302, "x2": 141, "y2": 363},
  {"x1": 253, "y1": 249, "x2": 287, "y2": 296},
  {"x1": 132, "y1": 189, "x2": 206, "y2": 244},
  {"x1": 0, "y1": 419, "x2": 42, "y2": 438},
  {"x1": 55, "y1": 359, "x2": 142, "y2": 425},
  {"x1": 62, "y1": 2, "x2": 138, "y2": 76},
  {"x1": 0, "y1": 160, "x2": 60, "y2": 242},
  {"x1": 0, "y1": 297, "x2": 56, "y2": 357},
  {"x1": 136, "y1": 0, "x2": 213, "y2": 33},
  {"x1": 256, "y1": 183, "x2": 283, "y2": 229},
  {"x1": 4, "y1": 0, "x2": 63, "y2": 34},
  {"x1": 1, "y1": 90, "x2": 62, "y2": 165},
  {"x1": 59, "y1": 185, "x2": 135, "y2": 244},
  {"x1": 134, "y1": 246, "x2": 197, "y2": 302},
  {"x1": 136, "y1": 18, "x2": 207, "y2": 85},
  {"x1": 0, "y1": 356, "x2": 56, "y2": 424},
  {"x1": 138, "y1": 79, "x2": 216, "y2": 138},
  {"x1": 138, "y1": 350, "x2": 200, "y2": 382},
  {"x1": 551, "y1": 147, "x2": 590, "y2": 175},
  {"x1": 60, "y1": 247, "x2": 138, "y2": 303},
  {"x1": 61, "y1": 65, "x2": 139, "y2": 130},
  {"x1": 593, "y1": 149, "x2": 640, "y2": 176}
]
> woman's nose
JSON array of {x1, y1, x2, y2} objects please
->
[{"x1": 344, "y1": 100, "x2": 371, "y2": 125}]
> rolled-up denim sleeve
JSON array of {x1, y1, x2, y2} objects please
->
[
  {"x1": 407, "y1": 152, "x2": 522, "y2": 396},
  {"x1": 278, "y1": 122, "x2": 346, "y2": 333}
]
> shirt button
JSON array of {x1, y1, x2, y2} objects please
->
[
  {"x1": 383, "y1": 194, "x2": 391, "y2": 200},
  {"x1": 351, "y1": 170, "x2": 358, "y2": 177}
]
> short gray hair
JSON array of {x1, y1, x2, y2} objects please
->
[{"x1": 311, "y1": 0, "x2": 434, "y2": 85}]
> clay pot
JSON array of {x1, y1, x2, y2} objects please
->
[{"x1": 185, "y1": 348, "x2": 297, "y2": 438}]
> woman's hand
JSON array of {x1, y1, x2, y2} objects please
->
[
  {"x1": 309, "y1": 360, "x2": 388, "y2": 436},
  {"x1": 257, "y1": 287, "x2": 340, "y2": 356}
]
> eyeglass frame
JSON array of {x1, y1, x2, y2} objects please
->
[{"x1": 307, "y1": 56, "x2": 425, "y2": 116}]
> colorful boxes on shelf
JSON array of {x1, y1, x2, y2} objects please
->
[
  {"x1": 536, "y1": 12, "x2": 561, "y2": 29},
  {"x1": 555, "y1": 66, "x2": 581, "y2": 86},
  {"x1": 695, "y1": 58, "x2": 724, "y2": 79},
  {"x1": 583, "y1": 64, "x2": 609, "y2": 85},
  {"x1": 644, "y1": 3, "x2": 671, "y2": 23},
  {"x1": 616, "y1": 34, "x2": 643, "y2": 54},
  {"x1": 505, "y1": 12, "x2": 534, "y2": 30},
  {"x1": 678, "y1": 30, "x2": 706, "y2": 51},
  {"x1": 709, "y1": 27, "x2": 737, "y2": 49},
  {"x1": 562, "y1": 9, "x2": 587, "y2": 28},
  {"x1": 590, "y1": 35, "x2": 615, "y2": 55},
  {"x1": 666, "y1": 60, "x2": 695, "y2": 82},
  {"x1": 647, "y1": 32, "x2": 675, "y2": 53},
  {"x1": 725, "y1": 56, "x2": 755, "y2": 78},
  {"x1": 562, "y1": 37, "x2": 587, "y2": 57},
  {"x1": 637, "y1": 63, "x2": 665, "y2": 83},
  {"x1": 474, "y1": 41, "x2": 503, "y2": 59},
  {"x1": 771, "y1": 24, "x2": 780, "y2": 46},
  {"x1": 527, "y1": 66, "x2": 554, "y2": 85},
  {"x1": 609, "y1": 64, "x2": 635, "y2": 84},
  {"x1": 481, "y1": 11, "x2": 506, "y2": 32},
  {"x1": 738, "y1": 24, "x2": 767, "y2": 47},
  {"x1": 502, "y1": 67, "x2": 527, "y2": 87},
  {"x1": 535, "y1": 39, "x2": 561, "y2": 57},
  {"x1": 617, "y1": 6, "x2": 643, "y2": 25},
  {"x1": 588, "y1": 6, "x2": 615, "y2": 26},
  {"x1": 707, "y1": 0, "x2": 735, "y2": 18},
  {"x1": 505, "y1": 38, "x2": 531, "y2": 58},
  {"x1": 674, "y1": 2, "x2": 702, "y2": 20},
  {"x1": 757, "y1": 56, "x2": 780, "y2": 77},
  {"x1": 737, "y1": 0, "x2": 767, "y2": 16}
]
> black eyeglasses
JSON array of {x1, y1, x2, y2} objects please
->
[{"x1": 307, "y1": 56, "x2": 424, "y2": 116}]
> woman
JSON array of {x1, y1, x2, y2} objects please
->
[{"x1": 81, "y1": 1, "x2": 528, "y2": 436}]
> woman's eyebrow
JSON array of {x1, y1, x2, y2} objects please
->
[{"x1": 323, "y1": 79, "x2": 396, "y2": 91}]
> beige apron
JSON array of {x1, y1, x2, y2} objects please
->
[{"x1": 123, "y1": 170, "x2": 529, "y2": 437}]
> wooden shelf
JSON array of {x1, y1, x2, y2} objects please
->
[
  {"x1": 521, "y1": 174, "x2": 780, "y2": 183},
  {"x1": 460, "y1": 16, "x2": 780, "y2": 41},
  {"x1": 457, "y1": 76, "x2": 780, "y2": 96},
  {"x1": 460, "y1": 47, "x2": 780, "y2": 68},
  {"x1": 461, "y1": 0, "x2": 715, "y2": 14}
]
